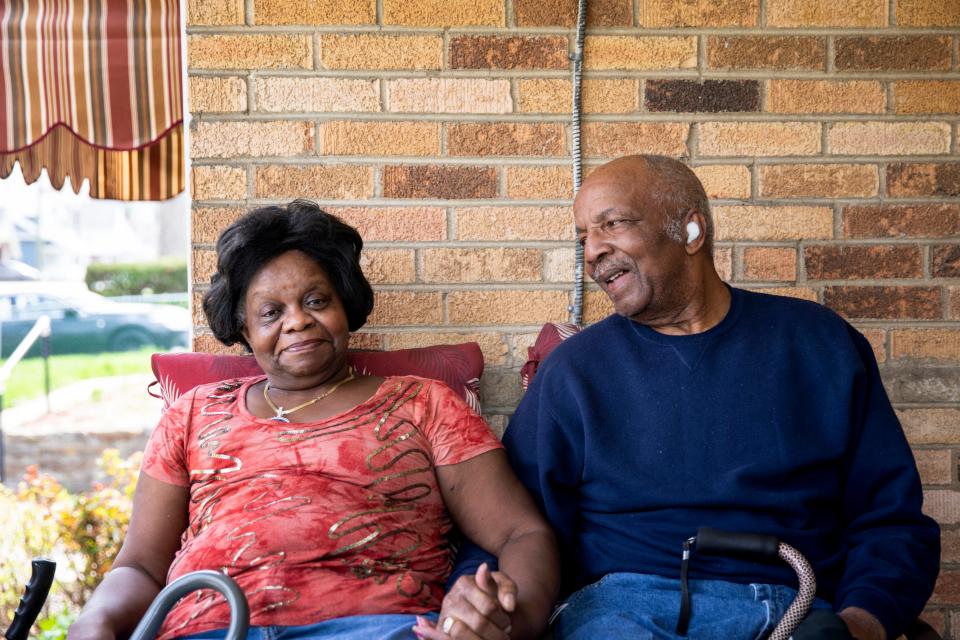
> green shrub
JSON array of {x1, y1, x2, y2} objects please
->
[
  {"x1": 0, "y1": 450, "x2": 140, "y2": 635},
  {"x1": 85, "y1": 260, "x2": 187, "y2": 296}
]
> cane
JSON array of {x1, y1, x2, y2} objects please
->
[{"x1": 676, "y1": 528, "x2": 816, "y2": 640}]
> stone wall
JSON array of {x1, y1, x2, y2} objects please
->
[{"x1": 186, "y1": 0, "x2": 960, "y2": 631}]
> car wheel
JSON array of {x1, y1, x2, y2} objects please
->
[{"x1": 109, "y1": 328, "x2": 154, "y2": 352}]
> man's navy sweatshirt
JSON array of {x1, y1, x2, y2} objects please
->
[{"x1": 455, "y1": 287, "x2": 939, "y2": 638}]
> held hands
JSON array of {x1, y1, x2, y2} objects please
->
[{"x1": 413, "y1": 563, "x2": 517, "y2": 640}]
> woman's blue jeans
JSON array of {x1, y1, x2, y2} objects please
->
[
  {"x1": 551, "y1": 573, "x2": 831, "y2": 640},
  {"x1": 178, "y1": 612, "x2": 438, "y2": 640}
]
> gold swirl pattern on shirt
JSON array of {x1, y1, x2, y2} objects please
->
[
  {"x1": 320, "y1": 379, "x2": 446, "y2": 604},
  {"x1": 275, "y1": 380, "x2": 444, "y2": 599},
  {"x1": 171, "y1": 380, "x2": 307, "y2": 631}
]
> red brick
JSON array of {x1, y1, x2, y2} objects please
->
[
  {"x1": 192, "y1": 206, "x2": 246, "y2": 244},
  {"x1": 584, "y1": 36, "x2": 697, "y2": 70},
  {"x1": 645, "y1": 79, "x2": 760, "y2": 113},
  {"x1": 933, "y1": 245, "x2": 960, "y2": 278},
  {"x1": 514, "y1": 0, "x2": 632, "y2": 26},
  {"x1": 698, "y1": 122, "x2": 820, "y2": 156},
  {"x1": 895, "y1": 81, "x2": 960, "y2": 114},
  {"x1": 891, "y1": 329, "x2": 960, "y2": 361},
  {"x1": 767, "y1": 0, "x2": 886, "y2": 27},
  {"x1": 456, "y1": 207, "x2": 574, "y2": 241},
  {"x1": 450, "y1": 35, "x2": 568, "y2": 70},
  {"x1": 899, "y1": 408, "x2": 960, "y2": 444},
  {"x1": 714, "y1": 205, "x2": 833, "y2": 241},
  {"x1": 194, "y1": 332, "x2": 243, "y2": 355},
  {"x1": 897, "y1": 0, "x2": 960, "y2": 26},
  {"x1": 707, "y1": 36, "x2": 825, "y2": 70},
  {"x1": 828, "y1": 122, "x2": 951, "y2": 156},
  {"x1": 506, "y1": 166, "x2": 573, "y2": 201},
  {"x1": 942, "y1": 529, "x2": 960, "y2": 563},
  {"x1": 858, "y1": 327, "x2": 887, "y2": 363},
  {"x1": 932, "y1": 569, "x2": 960, "y2": 605},
  {"x1": 361, "y1": 249, "x2": 416, "y2": 284},
  {"x1": 713, "y1": 246, "x2": 733, "y2": 281},
  {"x1": 387, "y1": 332, "x2": 509, "y2": 365},
  {"x1": 768, "y1": 80, "x2": 885, "y2": 114},
  {"x1": 382, "y1": 165, "x2": 498, "y2": 200},
  {"x1": 915, "y1": 449, "x2": 953, "y2": 485},
  {"x1": 835, "y1": 36, "x2": 951, "y2": 71},
  {"x1": 327, "y1": 207, "x2": 447, "y2": 242},
  {"x1": 366, "y1": 291, "x2": 443, "y2": 326},
  {"x1": 349, "y1": 333, "x2": 385, "y2": 351},
  {"x1": 255, "y1": 165, "x2": 374, "y2": 199},
  {"x1": 741, "y1": 247, "x2": 797, "y2": 281},
  {"x1": 387, "y1": 79, "x2": 511, "y2": 114},
  {"x1": 319, "y1": 34, "x2": 442, "y2": 70},
  {"x1": 321, "y1": 121, "x2": 440, "y2": 156},
  {"x1": 823, "y1": 286, "x2": 942, "y2": 320},
  {"x1": 804, "y1": 245, "x2": 923, "y2": 280},
  {"x1": 584, "y1": 289, "x2": 615, "y2": 323},
  {"x1": 886, "y1": 163, "x2": 960, "y2": 197},
  {"x1": 420, "y1": 248, "x2": 542, "y2": 283},
  {"x1": 843, "y1": 204, "x2": 960, "y2": 238},
  {"x1": 382, "y1": 0, "x2": 504, "y2": 26},
  {"x1": 447, "y1": 123, "x2": 565, "y2": 157},
  {"x1": 582, "y1": 122, "x2": 689, "y2": 158},
  {"x1": 693, "y1": 165, "x2": 751, "y2": 200},
  {"x1": 760, "y1": 164, "x2": 878, "y2": 198},
  {"x1": 191, "y1": 121, "x2": 313, "y2": 158},
  {"x1": 742, "y1": 286, "x2": 818, "y2": 302},
  {"x1": 252, "y1": 0, "x2": 375, "y2": 24},
  {"x1": 951, "y1": 287, "x2": 960, "y2": 320},
  {"x1": 640, "y1": 0, "x2": 759, "y2": 26},
  {"x1": 447, "y1": 291, "x2": 569, "y2": 325}
]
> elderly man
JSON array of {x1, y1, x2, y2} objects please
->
[{"x1": 437, "y1": 155, "x2": 938, "y2": 640}]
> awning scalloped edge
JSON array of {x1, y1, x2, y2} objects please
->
[{"x1": 0, "y1": 122, "x2": 185, "y2": 202}]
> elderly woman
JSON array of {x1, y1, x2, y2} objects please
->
[{"x1": 69, "y1": 201, "x2": 558, "y2": 640}]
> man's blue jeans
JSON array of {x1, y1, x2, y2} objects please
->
[{"x1": 551, "y1": 573, "x2": 831, "y2": 640}]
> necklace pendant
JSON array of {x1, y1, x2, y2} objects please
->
[{"x1": 270, "y1": 407, "x2": 290, "y2": 423}]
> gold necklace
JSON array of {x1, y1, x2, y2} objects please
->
[{"x1": 263, "y1": 368, "x2": 355, "y2": 423}]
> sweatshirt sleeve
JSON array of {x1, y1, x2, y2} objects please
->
[{"x1": 834, "y1": 327, "x2": 940, "y2": 638}]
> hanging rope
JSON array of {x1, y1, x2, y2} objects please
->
[{"x1": 569, "y1": 0, "x2": 588, "y2": 326}]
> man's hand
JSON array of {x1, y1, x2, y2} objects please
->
[
  {"x1": 838, "y1": 607, "x2": 887, "y2": 640},
  {"x1": 413, "y1": 563, "x2": 516, "y2": 640}
]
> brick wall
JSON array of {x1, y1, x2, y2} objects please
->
[{"x1": 186, "y1": 0, "x2": 959, "y2": 631}]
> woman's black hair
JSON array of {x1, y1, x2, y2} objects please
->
[{"x1": 202, "y1": 200, "x2": 374, "y2": 349}]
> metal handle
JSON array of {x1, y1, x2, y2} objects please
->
[
  {"x1": 128, "y1": 571, "x2": 249, "y2": 640},
  {"x1": 5, "y1": 558, "x2": 57, "y2": 640}
]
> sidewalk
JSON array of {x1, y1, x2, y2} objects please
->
[
  {"x1": 3, "y1": 374, "x2": 161, "y2": 435},
  {"x1": 2, "y1": 375, "x2": 162, "y2": 490}
]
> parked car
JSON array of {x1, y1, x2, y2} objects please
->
[
  {"x1": 0, "y1": 259, "x2": 40, "y2": 281},
  {"x1": 0, "y1": 281, "x2": 189, "y2": 357}
]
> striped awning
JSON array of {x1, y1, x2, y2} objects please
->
[{"x1": 0, "y1": 0, "x2": 184, "y2": 201}]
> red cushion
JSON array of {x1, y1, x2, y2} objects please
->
[
  {"x1": 520, "y1": 323, "x2": 582, "y2": 391},
  {"x1": 150, "y1": 343, "x2": 484, "y2": 413}
]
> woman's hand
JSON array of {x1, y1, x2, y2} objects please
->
[
  {"x1": 414, "y1": 563, "x2": 515, "y2": 639},
  {"x1": 436, "y1": 450, "x2": 560, "y2": 639}
]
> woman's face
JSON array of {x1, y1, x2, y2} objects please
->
[{"x1": 240, "y1": 250, "x2": 350, "y2": 386}]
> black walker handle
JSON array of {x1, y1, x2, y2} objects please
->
[
  {"x1": 128, "y1": 570, "x2": 249, "y2": 640},
  {"x1": 695, "y1": 527, "x2": 781, "y2": 562},
  {"x1": 5, "y1": 558, "x2": 57, "y2": 640}
]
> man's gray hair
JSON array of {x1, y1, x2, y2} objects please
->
[{"x1": 642, "y1": 155, "x2": 714, "y2": 251}]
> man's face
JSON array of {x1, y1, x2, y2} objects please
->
[{"x1": 573, "y1": 172, "x2": 691, "y2": 324}]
